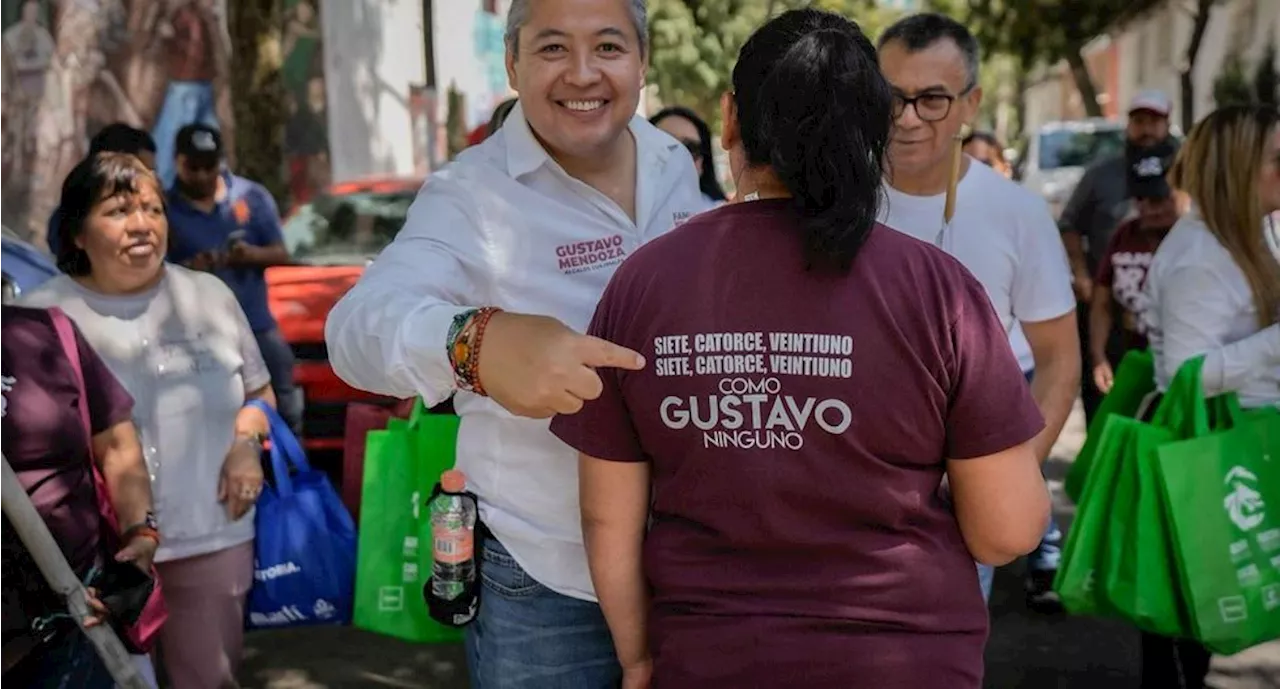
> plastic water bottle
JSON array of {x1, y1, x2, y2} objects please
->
[{"x1": 430, "y1": 470, "x2": 476, "y2": 601}]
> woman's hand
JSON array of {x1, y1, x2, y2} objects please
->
[
  {"x1": 114, "y1": 533, "x2": 158, "y2": 572},
  {"x1": 82, "y1": 587, "x2": 110, "y2": 628},
  {"x1": 621, "y1": 659, "x2": 652, "y2": 689},
  {"x1": 218, "y1": 437, "x2": 264, "y2": 520},
  {"x1": 1092, "y1": 359, "x2": 1114, "y2": 394}
]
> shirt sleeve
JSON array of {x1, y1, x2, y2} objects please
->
[
  {"x1": 945, "y1": 273, "x2": 1046, "y2": 459},
  {"x1": 72, "y1": 321, "x2": 135, "y2": 435},
  {"x1": 248, "y1": 184, "x2": 285, "y2": 246},
  {"x1": 549, "y1": 269, "x2": 645, "y2": 463},
  {"x1": 1057, "y1": 166, "x2": 1093, "y2": 236},
  {"x1": 227, "y1": 288, "x2": 272, "y2": 393},
  {"x1": 1153, "y1": 263, "x2": 1280, "y2": 398},
  {"x1": 1012, "y1": 196, "x2": 1077, "y2": 324},
  {"x1": 1094, "y1": 224, "x2": 1124, "y2": 288},
  {"x1": 324, "y1": 176, "x2": 488, "y2": 404}
]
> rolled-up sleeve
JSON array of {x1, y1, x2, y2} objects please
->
[{"x1": 324, "y1": 178, "x2": 487, "y2": 405}]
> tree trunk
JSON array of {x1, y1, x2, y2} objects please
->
[
  {"x1": 1181, "y1": 0, "x2": 1215, "y2": 132},
  {"x1": 1065, "y1": 48, "x2": 1103, "y2": 118},
  {"x1": 226, "y1": 0, "x2": 287, "y2": 206}
]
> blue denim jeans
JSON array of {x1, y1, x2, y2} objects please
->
[
  {"x1": 254, "y1": 328, "x2": 303, "y2": 435},
  {"x1": 465, "y1": 539, "x2": 620, "y2": 689}
]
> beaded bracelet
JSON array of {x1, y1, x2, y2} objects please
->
[{"x1": 447, "y1": 307, "x2": 502, "y2": 396}]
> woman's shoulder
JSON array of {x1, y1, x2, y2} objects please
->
[
  {"x1": 165, "y1": 263, "x2": 237, "y2": 303},
  {"x1": 1151, "y1": 214, "x2": 1234, "y2": 278},
  {"x1": 17, "y1": 274, "x2": 77, "y2": 309}
]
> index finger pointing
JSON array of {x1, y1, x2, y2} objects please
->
[{"x1": 578, "y1": 336, "x2": 645, "y2": 371}]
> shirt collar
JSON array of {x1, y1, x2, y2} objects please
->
[
  {"x1": 502, "y1": 100, "x2": 682, "y2": 180},
  {"x1": 167, "y1": 170, "x2": 238, "y2": 211}
]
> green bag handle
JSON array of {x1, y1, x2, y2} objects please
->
[
  {"x1": 1150, "y1": 355, "x2": 1247, "y2": 438},
  {"x1": 407, "y1": 397, "x2": 431, "y2": 428}
]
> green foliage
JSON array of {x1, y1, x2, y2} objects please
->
[
  {"x1": 647, "y1": 0, "x2": 903, "y2": 126},
  {"x1": 1215, "y1": 53, "x2": 1255, "y2": 108},
  {"x1": 1253, "y1": 41, "x2": 1278, "y2": 106}
]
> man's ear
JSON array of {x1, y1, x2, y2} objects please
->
[
  {"x1": 963, "y1": 85, "x2": 983, "y2": 125},
  {"x1": 506, "y1": 48, "x2": 518, "y2": 91}
]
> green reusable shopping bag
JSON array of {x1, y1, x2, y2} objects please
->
[
  {"x1": 352, "y1": 401, "x2": 463, "y2": 644},
  {"x1": 1101, "y1": 419, "x2": 1188, "y2": 637},
  {"x1": 1156, "y1": 396, "x2": 1280, "y2": 654},
  {"x1": 1066, "y1": 349, "x2": 1157, "y2": 504},
  {"x1": 1054, "y1": 414, "x2": 1155, "y2": 616}
]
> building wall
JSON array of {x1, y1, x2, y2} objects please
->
[
  {"x1": 319, "y1": 0, "x2": 427, "y2": 183},
  {"x1": 1, "y1": 0, "x2": 232, "y2": 246}
]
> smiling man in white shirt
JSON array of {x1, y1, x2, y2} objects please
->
[
  {"x1": 324, "y1": 0, "x2": 703, "y2": 687},
  {"x1": 875, "y1": 14, "x2": 1080, "y2": 612}
]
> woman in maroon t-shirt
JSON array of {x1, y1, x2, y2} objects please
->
[
  {"x1": 1, "y1": 305, "x2": 154, "y2": 686},
  {"x1": 550, "y1": 9, "x2": 1051, "y2": 689}
]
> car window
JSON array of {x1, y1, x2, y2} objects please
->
[
  {"x1": 1038, "y1": 128, "x2": 1126, "y2": 170},
  {"x1": 283, "y1": 191, "x2": 415, "y2": 265}
]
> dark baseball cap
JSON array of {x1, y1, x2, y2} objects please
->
[
  {"x1": 174, "y1": 123, "x2": 224, "y2": 166},
  {"x1": 1128, "y1": 145, "x2": 1174, "y2": 199}
]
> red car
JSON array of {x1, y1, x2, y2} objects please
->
[{"x1": 267, "y1": 177, "x2": 424, "y2": 452}]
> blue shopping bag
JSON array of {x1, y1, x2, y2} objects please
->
[{"x1": 245, "y1": 399, "x2": 357, "y2": 629}]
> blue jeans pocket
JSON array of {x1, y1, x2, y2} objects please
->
[{"x1": 480, "y1": 540, "x2": 546, "y2": 598}]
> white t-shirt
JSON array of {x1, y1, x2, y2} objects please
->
[
  {"x1": 879, "y1": 160, "x2": 1076, "y2": 372},
  {"x1": 22, "y1": 267, "x2": 271, "y2": 562}
]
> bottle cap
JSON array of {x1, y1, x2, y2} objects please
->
[{"x1": 441, "y1": 469, "x2": 467, "y2": 493}]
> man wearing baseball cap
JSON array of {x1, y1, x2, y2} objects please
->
[
  {"x1": 1088, "y1": 144, "x2": 1182, "y2": 396},
  {"x1": 1058, "y1": 88, "x2": 1177, "y2": 421},
  {"x1": 164, "y1": 123, "x2": 303, "y2": 433}
]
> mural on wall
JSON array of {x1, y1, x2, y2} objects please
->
[
  {"x1": 282, "y1": 0, "x2": 329, "y2": 204},
  {"x1": 0, "y1": 0, "x2": 232, "y2": 247}
]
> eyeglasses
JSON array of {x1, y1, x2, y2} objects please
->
[{"x1": 892, "y1": 84, "x2": 974, "y2": 122}]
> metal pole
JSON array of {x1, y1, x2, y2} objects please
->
[{"x1": 1, "y1": 455, "x2": 148, "y2": 689}]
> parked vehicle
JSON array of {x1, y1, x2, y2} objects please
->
[
  {"x1": 268, "y1": 177, "x2": 425, "y2": 452},
  {"x1": 1017, "y1": 119, "x2": 1126, "y2": 219}
]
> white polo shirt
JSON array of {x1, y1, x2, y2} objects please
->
[
  {"x1": 326, "y1": 103, "x2": 703, "y2": 601},
  {"x1": 879, "y1": 160, "x2": 1076, "y2": 372}
]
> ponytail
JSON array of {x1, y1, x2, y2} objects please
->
[{"x1": 734, "y1": 11, "x2": 892, "y2": 272}]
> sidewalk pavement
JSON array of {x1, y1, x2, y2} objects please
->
[{"x1": 238, "y1": 402, "x2": 1280, "y2": 688}]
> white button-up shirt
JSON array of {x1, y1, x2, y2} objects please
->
[
  {"x1": 326, "y1": 103, "x2": 703, "y2": 600},
  {"x1": 1144, "y1": 212, "x2": 1280, "y2": 409}
]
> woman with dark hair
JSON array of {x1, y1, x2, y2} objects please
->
[
  {"x1": 962, "y1": 130, "x2": 1010, "y2": 177},
  {"x1": 21, "y1": 152, "x2": 276, "y2": 688},
  {"x1": 551, "y1": 8, "x2": 1050, "y2": 688},
  {"x1": 650, "y1": 106, "x2": 727, "y2": 209}
]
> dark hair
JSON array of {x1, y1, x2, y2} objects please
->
[
  {"x1": 487, "y1": 98, "x2": 519, "y2": 137},
  {"x1": 56, "y1": 153, "x2": 164, "y2": 276},
  {"x1": 962, "y1": 130, "x2": 1000, "y2": 148},
  {"x1": 878, "y1": 13, "x2": 980, "y2": 89},
  {"x1": 650, "y1": 106, "x2": 728, "y2": 202},
  {"x1": 732, "y1": 8, "x2": 891, "y2": 271},
  {"x1": 89, "y1": 123, "x2": 157, "y2": 157}
]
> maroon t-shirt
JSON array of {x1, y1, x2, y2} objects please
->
[
  {"x1": 1, "y1": 306, "x2": 135, "y2": 575},
  {"x1": 551, "y1": 200, "x2": 1044, "y2": 689},
  {"x1": 1094, "y1": 218, "x2": 1168, "y2": 352}
]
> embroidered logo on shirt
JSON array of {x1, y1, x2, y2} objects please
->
[
  {"x1": 673, "y1": 210, "x2": 693, "y2": 226},
  {"x1": 555, "y1": 234, "x2": 628, "y2": 275},
  {"x1": 0, "y1": 375, "x2": 14, "y2": 418},
  {"x1": 233, "y1": 199, "x2": 252, "y2": 226}
]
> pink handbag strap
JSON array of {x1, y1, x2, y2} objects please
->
[{"x1": 48, "y1": 307, "x2": 93, "y2": 448}]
